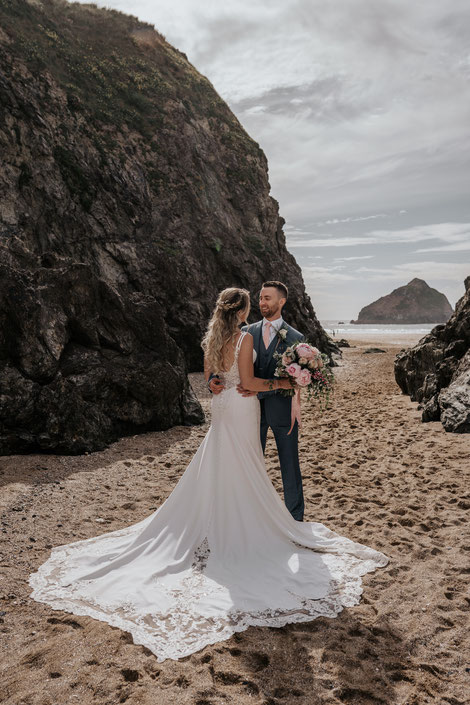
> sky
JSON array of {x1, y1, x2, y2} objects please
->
[{"x1": 78, "y1": 0, "x2": 470, "y2": 318}]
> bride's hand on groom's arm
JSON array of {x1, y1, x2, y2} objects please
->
[
  {"x1": 204, "y1": 356, "x2": 225, "y2": 395},
  {"x1": 209, "y1": 377, "x2": 225, "y2": 394}
]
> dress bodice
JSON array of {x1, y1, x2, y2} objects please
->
[{"x1": 216, "y1": 332, "x2": 256, "y2": 391}]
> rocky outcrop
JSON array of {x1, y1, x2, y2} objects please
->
[
  {"x1": 394, "y1": 277, "x2": 470, "y2": 432},
  {"x1": 0, "y1": 0, "x2": 331, "y2": 454},
  {"x1": 352, "y1": 278, "x2": 453, "y2": 324},
  {"x1": 439, "y1": 351, "x2": 470, "y2": 433},
  {"x1": 0, "y1": 246, "x2": 204, "y2": 454}
]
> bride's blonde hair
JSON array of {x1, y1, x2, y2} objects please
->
[{"x1": 201, "y1": 288, "x2": 251, "y2": 373}]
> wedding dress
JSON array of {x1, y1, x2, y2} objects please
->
[{"x1": 29, "y1": 331, "x2": 388, "y2": 662}]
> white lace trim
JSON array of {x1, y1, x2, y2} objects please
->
[{"x1": 29, "y1": 533, "x2": 388, "y2": 662}]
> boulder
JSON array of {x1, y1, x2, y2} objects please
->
[
  {"x1": 394, "y1": 276, "x2": 470, "y2": 431},
  {"x1": 439, "y1": 351, "x2": 470, "y2": 433},
  {"x1": 0, "y1": 250, "x2": 203, "y2": 454}
]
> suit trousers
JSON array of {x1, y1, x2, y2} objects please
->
[{"x1": 259, "y1": 394, "x2": 305, "y2": 521}]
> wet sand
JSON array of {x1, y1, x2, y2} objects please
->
[{"x1": 0, "y1": 336, "x2": 469, "y2": 705}]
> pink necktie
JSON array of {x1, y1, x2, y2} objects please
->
[{"x1": 263, "y1": 321, "x2": 272, "y2": 348}]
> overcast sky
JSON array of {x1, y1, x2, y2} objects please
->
[{"x1": 80, "y1": 0, "x2": 470, "y2": 318}]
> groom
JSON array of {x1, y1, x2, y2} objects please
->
[{"x1": 209, "y1": 281, "x2": 305, "y2": 521}]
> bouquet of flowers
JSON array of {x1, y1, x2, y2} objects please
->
[{"x1": 273, "y1": 341, "x2": 334, "y2": 407}]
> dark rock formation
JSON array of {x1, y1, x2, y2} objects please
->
[
  {"x1": 363, "y1": 348, "x2": 386, "y2": 354},
  {"x1": 439, "y1": 351, "x2": 470, "y2": 432},
  {"x1": 0, "y1": 0, "x2": 331, "y2": 454},
  {"x1": 352, "y1": 278, "x2": 453, "y2": 324},
  {"x1": 394, "y1": 277, "x2": 470, "y2": 432},
  {"x1": 0, "y1": 248, "x2": 203, "y2": 454}
]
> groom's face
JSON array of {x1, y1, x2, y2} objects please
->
[{"x1": 259, "y1": 287, "x2": 285, "y2": 319}]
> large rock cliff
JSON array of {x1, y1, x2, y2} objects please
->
[
  {"x1": 0, "y1": 0, "x2": 331, "y2": 454},
  {"x1": 352, "y1": 278, "x2": 453, "y2": 324},
  {"x1": 394, "y1": 276, "x2": 470, "y2": 432}
]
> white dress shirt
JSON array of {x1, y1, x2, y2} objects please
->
[{"x1": 262, "y1": 316, "x2": 284, "y2": 345}]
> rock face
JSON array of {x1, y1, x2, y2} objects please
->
[
  {"x1": 0, "y1": 0, "x2": 331, "y2": 454},
  {"x1": 352, "y1": 278, "x2": 453, "y2": 324},
  {"x1": 394, "y1": 277, "x2": 470, "y2": 432}
]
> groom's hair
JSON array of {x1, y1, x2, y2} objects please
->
[{"x1": 262, "y1": 280, "x2": 288, "y2": 300}]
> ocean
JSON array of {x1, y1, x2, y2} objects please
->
[{"x1": 320, "y1": 320, "x2": 436, "y2": 345}]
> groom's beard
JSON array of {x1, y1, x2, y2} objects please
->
[{"x1": 260, "y1": 305, "x2": 281, "y2": 319}]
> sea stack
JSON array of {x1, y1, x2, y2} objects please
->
[
  {"x1": 352, "y1": 278, "x2": 453, "y2": 325},
  {"x1": 395, "y1": 276, "x2": 470, "y2": 433}
]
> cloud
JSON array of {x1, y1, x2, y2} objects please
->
[
  {"x1": 334, "y1": 255, "x2": 375, "y2": 261},
  {"x1": 220, "y1": 2, "x2": 470, "y2": 220},
  {"x1": 301, "y1": 259, "x2": 469, "y2": 288},
  {"x1": 415, "y1": 242, "x2": 470, "y2": 253},
  {"x1": 315, "y1": 213, "x2": 390, "y2": 226},
  {"x1": 286, "y1": 222, "x2": 470, "y2": 248},
  {"x1": 301, "y1": 265, "x2": 357, "y2": 284},
  {"x1": 356, "y1": 261, "x2": 470, "y2": 283}
]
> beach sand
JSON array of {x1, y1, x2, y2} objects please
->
[{"x1": 0, "y1": 335, "x2": 469, "y2": 705}]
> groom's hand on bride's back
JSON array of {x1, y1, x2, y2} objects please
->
[{"x1": 236, "y1": 383, "x2": 258, "y2": 397}]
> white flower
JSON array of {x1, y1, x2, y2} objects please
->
[{"x1": 278, "y1": 328, "x2": 288, "y2": 340}]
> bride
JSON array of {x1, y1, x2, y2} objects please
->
[{"x1": 29, "y1": 287, "x2": 388, "y2": 662}]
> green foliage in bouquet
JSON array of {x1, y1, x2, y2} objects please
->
[{"x1": 273, "y1": 341, "x2": 335, "y2": 409}]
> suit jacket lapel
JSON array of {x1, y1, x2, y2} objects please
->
[{"x1": 252, "y1": 320, "x2": 263, "y2": 360}]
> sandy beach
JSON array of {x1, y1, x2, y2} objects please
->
[{"x1": 0, "y1": 335, "x2": 469, "y2": 705}]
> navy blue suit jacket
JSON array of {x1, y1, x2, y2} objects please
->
[{"x1": 241, "y1": 320, "x2": 305, "y2": 399}]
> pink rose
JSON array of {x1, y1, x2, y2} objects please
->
[
  {"x1": 307, "y1": 351, "x2": 323, "y2": 370},
  {"x1": 285, "y1": 363, "x2": 301, "y2": 378},
  {"x1": 296, "y1": 368, "x2": 312, "y2": 386},
  {"x1": 298, "y1": 356, "x2": 308, "y2": 365},
  {"x1": 282, "y1": 352, "x2": 295, "y2": 366},
  {"x1": 295, "y1": 343, "x2": 316, "y2": 360}
]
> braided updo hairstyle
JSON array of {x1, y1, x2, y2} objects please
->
[{"x1": 201, "y1": 287, "x2": 251, "y2": 373}]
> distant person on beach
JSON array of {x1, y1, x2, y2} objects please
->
[{"x1": 29, "y1": 285, "x2": 388, "y2": 663}]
